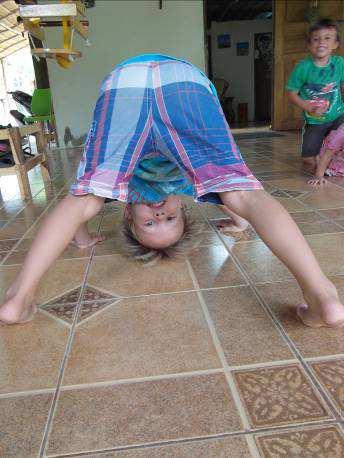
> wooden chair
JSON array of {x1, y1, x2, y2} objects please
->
[{"x1": 0, "y1": 123, "x2": 51, "y2": 200}]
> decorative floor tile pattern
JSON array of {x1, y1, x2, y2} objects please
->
[
  {"x1": 233, "y1": 365, "x2": 331, "y2": 428},
  {"x1": 311, "y1": 359, "x2": 344, "y2": 414},
  {"x1": 0, "y1": 238, "x2": 19, "y2": 251},
  {"x1": 40, "y1": 284, "x2": 119, "y2": 324},
  {"x1": 255, "y1": 425, "x2": 344, "y2": 457}
]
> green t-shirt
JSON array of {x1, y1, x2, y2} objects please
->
[{"x1": 286, "y1": 55, "x2": 344, "y2": 124}]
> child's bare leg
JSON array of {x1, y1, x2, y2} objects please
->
[
  {"x1": 215, "y1": 206, "x2": 248, "y2": 233},
  {"x1": 302, "y1": 156, "x2": 317, "y2": 174},
  {"x1": 0, "y1": 194, "x2": 104, "y2": 324},
  {"x1": 71, "y1": 222, "x2": 105, "y2": 249},
  {"x1": 220, "y1": 189, "x2": 344, "y2": 328}
]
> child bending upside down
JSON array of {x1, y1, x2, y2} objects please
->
[
  {"x1": 1, "y1": 54, "x2": 344, "y2": 328},
  {"x1": 308, "y1": 123, "x2": 344, "y2": 186}
]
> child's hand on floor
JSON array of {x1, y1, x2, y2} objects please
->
[{"x1": 308, "y1": 176, "x2": 327, "y2": 186}]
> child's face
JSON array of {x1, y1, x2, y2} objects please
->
[
  {"x1": 126, "y1": 195, "x2": 185, "y2": 249},
  {"x1": 309, "y1": 28, "x2": 339, "y2": 60}
]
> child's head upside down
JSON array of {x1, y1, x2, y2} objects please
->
[{"x1": 123, "y1": 196, "x2": 197, "y2": 263}]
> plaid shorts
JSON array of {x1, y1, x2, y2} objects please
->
[{"x1": 71, "y1": 57, "x2": 262, "y2": 202}]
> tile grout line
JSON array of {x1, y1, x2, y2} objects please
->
[
  {"x1": 44, "y1": 418, "x2": 342, "y2": 458},
  {"x1": 38, "y1": 213, "x2": 105, "y2": 457},
  {"x1": 185, "y1": 258, "x2": 260, "y2": 457},
  {"x1": 305, "y1": 354, "x2": 344, "y2": 362}
]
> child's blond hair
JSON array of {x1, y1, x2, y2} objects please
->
[{"x1": 121, "y1": 210, "x2": 202, "y2": 264}]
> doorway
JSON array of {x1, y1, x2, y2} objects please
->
[{"x1": 204, "y1": 0, "x2": 273, "y2": 131}]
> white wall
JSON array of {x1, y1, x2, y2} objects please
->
[
  {"x1": 42, "y1": 0, "x2": 205, "y2": 139},
  {"x1": 211, "y1": 19, "x2": 272, "y2": 121}
]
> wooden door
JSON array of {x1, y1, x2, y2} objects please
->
[{"x1": 272, "y1": 0, "x2": 344, "y2": 131}]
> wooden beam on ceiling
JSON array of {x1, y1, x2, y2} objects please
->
[{"x1": 19, "y1": 3, "x2": 77, "y2": 19}]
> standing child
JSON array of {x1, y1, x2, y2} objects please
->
[
  {"x1": 1, "y1": 54, "x2": 344, "y2": 328},
  {"x1": 308, "y1": 123, "x2": 344, "y2": 185},
  {"x1": 286, "y1": 18, "x2": 344, "y2": 172}
]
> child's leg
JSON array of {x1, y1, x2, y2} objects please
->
[
  {"x1": 215, "y1": 206, "x2": 249, "y2": 233},
  {"x1": 220, "y1": 189, "x2": 344, "y2": 328},
  {"x1": 0, "y1": 194, "x2": 104, "y2": 324},
  {"x1": 71, "y1": 222, "x2": 105, "y2": 249},
  {"x1": 302, "y1": 156, "x2": 317, "y2": 173},
  {"x1": 301, "y1": 123, "x2": 328, "y2": 173}
]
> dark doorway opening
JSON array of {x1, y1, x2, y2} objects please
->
[{"x1": 204, "y1": 0, "x2": 273, "y2": 131}]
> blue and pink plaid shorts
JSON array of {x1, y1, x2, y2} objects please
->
[{"x1": 71, "y1": 55, "x2": 262, "y2": 202}]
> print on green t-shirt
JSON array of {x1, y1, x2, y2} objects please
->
[{"x1": 286, "y1": 56, "x2": 344, "y2": 124}]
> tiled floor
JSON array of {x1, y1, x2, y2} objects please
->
[{"x1": 1, "y1": 134, "x2": 344, "y2": 457}]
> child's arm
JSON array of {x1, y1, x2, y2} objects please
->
[
  {"x1": 308, "y1": 149, "x2": 334, "y2": 186},
  {"x1": 287, "y1": 91, "x2": 327, "y2": 116}
]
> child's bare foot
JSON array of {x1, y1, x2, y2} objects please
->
[
  {"x1": 0, "y1": 294, "x2": 37, "y2": 325},
  {"x1": 297, "y1": 284, "x2": 344, "y2": 328},
  {"x1": 71, "y1": 233, "x2": 105, "y2": 249},
  {"x1": 216, "y1": 218, "x2": 249, "y2": 234}
]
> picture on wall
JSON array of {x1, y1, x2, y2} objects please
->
[
  {"x1": 217, "y1": 34, "x2": 231, "y2": 49},
  {"x1": 236, "y1": 41, "x2": 249, "y2": 56}
]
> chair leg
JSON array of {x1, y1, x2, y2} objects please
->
[
  {"x1": 40, "y1": 159, "x2": 51, "y2": 181},
  {"x1": 16, "y1": 165, "x2": 32, "y2": 200}
]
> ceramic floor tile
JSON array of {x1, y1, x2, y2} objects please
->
[
  {"x1": 300, "y1": 187, "x2": 344, "y2": 210},
  {"x1": 232, "y1": 240, "x2": 293, "y2": 283},
  {"x1": 15, "y1": 203, "x2": 49, "y2": 220},
  {"x1": 47, "y1": 374, "x2": 242, "y2": 455},
  {"x1": 233, "y1": 364, "x2": 331, "y2": 428},
  {"x1": 197, "y1": 230, "x2": 223, "y2": 246},
  {"x1": 0, "y1": 200, "x2": 25, "y2": 219},
  {"x1": 255, "y1": 171, "x2": 305, "y2": 181},
  {"x1": 89, "y1": 436, "x2": 252, "y2": 457},
  {"x1": 40, "y1": 284, "x2": 119, "y2": 325},
  {"x1": 296, "y1": 220, "x2": 342, "y2": 236},
  {"x1": 267, "y1": 177, "x2": 313, "y2": 192},
  {"x1": 249, "y1": 162, "x2": 295, "y2": 173},
  {"x1": 289, "y1": 211, "x2": 326, "y2": 224},
  {"x1": 255, "y1": 425, "x2": 344, "y2": 457},
  {"x1": 0, "y1": 258, "x2": 89, "y2": 306},
  {"x1": 0, "y1": 312, "x2": 69, "y2": 393},
  {"x1": 274, "y1": 197, "x2": 308, "y2": 212},
  {"x1": 63, "y1": 292, "x2": 221, "y2": 385},
  {"x1": 306, "y1": 233, "x2": 344, "y2": 276},
  {"x1": 0, "y1": 219, "x2": 35, "y2": 239},
  {"x1": 0, "y1": 392, "x2": 52, "y2": 457},
  {"x1": 198, "y1": 204, "x2": 227, "y2": 220},
  {"x1": 202, "y1": 287, "x2": 293, "y2": 365},
  {"x1": 257, "y1": 279, "x2": 344, "y2": 358},
  {"x1": 88, "y1": 254, "x2": 194, "y2": 296},
  {"x1": 318, "y1": 208, "x2": 344, "y2": 220},
  {"x1": 3, "y1": 242, "x2": 93, "y2": 265},
  {"x1": 0, "y1": 238, "x2": 20, "y2": 251},
  {"x1": 311, "y1": 359, "x2": 344, "y2": 414},
  {"x1": 188, "y1": 245, "x2": 247, "y2": 289}
]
